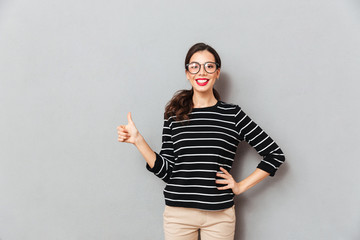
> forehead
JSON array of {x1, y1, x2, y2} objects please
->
[{"x1": 189, "y1": 50, "x2": 215, "y2": 63}]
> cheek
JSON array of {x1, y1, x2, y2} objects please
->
[
  {"x1": 186, "y1": 72, "x2": 195, "y2": 82},
  {"x1": 210, "y1": 73, "x2": 218, "y2": 81}
]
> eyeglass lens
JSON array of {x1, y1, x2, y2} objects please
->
[{"x1": 187, "y1": 62, "x2": 217, "y2": 74}]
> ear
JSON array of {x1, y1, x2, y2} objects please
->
[
  {"x1": 185, "y1": 70, "x2": 191, "y2": 81},
  {"x1": 215, "y1": 68, "x2": 221, "y2": 79}
]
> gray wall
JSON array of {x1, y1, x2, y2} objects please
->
[{"x1": 1, "y1": 0, "x2": 359, "y2": 239}]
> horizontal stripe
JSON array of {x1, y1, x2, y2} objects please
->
[
  {"x1": 164, "y1": 189, "x2": 233, "y2": 196},
  {"x1": 172, "y1": 130, "x2": 238, "y2": 141},
  {"x1": 170, "y1": 177, "x2": 216, "y2": 181},
  {"x1": 165, "y1": 197, "x2": 234, "y2": 205},
  {"x1": 170, "y1": 118, "x2": 234, "y2": 128},
  {"x1": 270, "y1": 146, "x2": 280, "y2": 153},
  {"x1": 253, "y1": 135, "x2": 270, "y2": 148},
  {"x1": 166, "y1": 184, "x2": 217, "y2": 189},
  {"x1": 172, "y1": 169, "x2": 218, "y2": 173},
  {"x1": 271, "y1": 152, "x2": 284, "y2": 155},
  {"x1": 174, "y1": 145, "x2": 236, "y2": 155},
  {"x1": 189, "y1": 111, "x2": 235, "y2": 117},
  {"x1": 173, "y1": 124, "x2": 239, "y2": 135},
  {"x1": 258, "y1": 141, "x2": 275, "y2": 154},
  {"x1": 261, "y1": 160, "x2": 278, "y2": 169},
  {"x1": 272, "y1": 156, "x2": 285, "y2": 163},
  {"x1": 217, "y1": 106, "x2": 236, "y2": 110},
  {"x1": 236, "y1": 115, "x2": 247, "y2": 127},
  {"x1": 176, "y1": 153, "x2": 234, "y2": 162},
  {"x1": 161, "y1": 148, "x2": 173, "y2": 151},
  {"x1": 174, "y1": 138, "x2": 237, "y2": 148},
  {"x1": 239, "y1": 120, "x2": 253, "y2": 135},
  {"x1": 249, "y1": 130, "x2": 264, "y2": 143},
  {"x1": 243, "y1": 125, "x2": 258, "y2": 140},
  {"x1": 175, "y1": 161, "x2": 232, "y2": 168},
  {"x1": 161, "y1": 153, "x2": 173, "y2": 158},
  {"x1": 166, "y1": 111, "x2": 235, "y2": 120}
]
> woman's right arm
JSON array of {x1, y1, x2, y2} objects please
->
[
  {"x1": 117, "y1": 112, "x2": 156, "y2": 168},
  {"x1": 117, "y1": 112, "x2": 176, "y2": 182}
]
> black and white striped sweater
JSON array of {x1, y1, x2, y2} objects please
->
[{"x1": 146, "y1": 101, "x2": 285, "y2": 211}]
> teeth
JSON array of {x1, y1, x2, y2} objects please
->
[{"x1": 197, "y1": 80, "x2": 208, "y2": 83}]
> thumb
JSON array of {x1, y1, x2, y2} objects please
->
[{"x1": 127, "y1": 112, "x2": 134, "y2": 124}]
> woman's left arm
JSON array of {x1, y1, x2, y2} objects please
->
[
  {"x1": 234, "y1": 105, "x2": 286, "y2": 177},
  {"x1": 216, "y1": 105, "x2": 285, "y2": 195},
  {"x1": 216, "y1": 167, "x2": 269, "y2": 195}
]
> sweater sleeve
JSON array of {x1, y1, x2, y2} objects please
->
[
  {"x1": 234, "y1": 105, "x2": 285, "y2": 176},
  {"x1": 146, "y1": 117, "x2": 175, "y2": 183}
]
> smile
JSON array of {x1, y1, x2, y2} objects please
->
[{"x1": 195, "y1": 78, "x2": 209, "y2": 86}]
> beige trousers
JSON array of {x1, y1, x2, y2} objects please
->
[{"x1": 163, "y1": 205, "x2": 236, "y2": 240}]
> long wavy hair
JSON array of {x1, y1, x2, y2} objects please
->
[{"x1": 164, "y1": 43, "x2": 221, "y2": 121}]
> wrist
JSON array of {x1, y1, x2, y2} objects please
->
[
  {"x1": 235, "y1": 181, "x2": 248, "y2": 195},
  {"x1": 134, "y1": 133, "x2": 144, "y2": 147}
]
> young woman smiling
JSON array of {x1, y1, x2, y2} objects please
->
[{"x1": 117, "y1": 43, "x2": 285, "y2": 240}]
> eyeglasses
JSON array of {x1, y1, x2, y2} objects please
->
[{"x1": 185, "y1": 62, "x2": 220, "y2": 74}]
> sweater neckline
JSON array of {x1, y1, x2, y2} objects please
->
[{"x1": 192, "y1": 101, "x2": 220, "y2": 111}]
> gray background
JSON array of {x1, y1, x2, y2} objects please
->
[{"x1": 0, "y1": 0, "x2": 359, "y2": 239}]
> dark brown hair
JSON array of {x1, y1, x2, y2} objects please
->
[{"x1": 164, "y1": 43, "x2": 221, "y2": 121}]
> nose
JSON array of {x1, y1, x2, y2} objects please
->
[{"x1": 198, "y1": 64, "x2": 207, "y2": 75}]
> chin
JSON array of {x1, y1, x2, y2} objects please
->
[{"x1": 193, "y1": 87, "x2": 213, "y2": 94}]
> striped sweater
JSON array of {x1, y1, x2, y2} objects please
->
[{"x1": 146, "y1": 101, "x2": 285, "y2": 211}]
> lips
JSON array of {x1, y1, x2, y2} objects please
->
[{"x1": 195, "y1": 78, "x2": 209, "y2": 86}]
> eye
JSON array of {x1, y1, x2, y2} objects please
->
[
  {"x1": 189, "y1": 63, "x2": 199, "y2": 69},
  {"x1": 206, "y1": 63, "x2": 215, "y2": 69}
]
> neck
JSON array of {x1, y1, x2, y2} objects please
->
[{"x1": 192, "y1": 91, "x2": 218, "y2": 108}]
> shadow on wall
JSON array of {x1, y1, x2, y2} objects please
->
[
  {"x1": 215, "y1": 71, "x2": 288, "y2": 240},
  {"x1": 232, "y1": 144, "x2": 288, "y2": 240},
  {"x1": 214, "y1": 72, "x2": 232, "y2": 104}
]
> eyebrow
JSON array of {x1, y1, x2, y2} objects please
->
[{"x1": 188, "y1": 61, "x2": 216, "y2": 64}]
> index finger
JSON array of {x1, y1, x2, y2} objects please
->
[
  {"x1": 117, "y1": 125, "x2": 128, "y2": 132},
  {"x1": 219, "y1": 167, "x2": 230, "y2": 175},
  {"x1": 216, "y1": 172, "x2": 229, "y2": 180}
]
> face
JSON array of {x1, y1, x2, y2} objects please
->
[{"x1": 186, "y1": 50, "x2": 220, "y2": 95}]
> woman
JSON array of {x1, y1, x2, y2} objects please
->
[{"x1": 117, "y1": 43, "x2": 285, "y2": 240}]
